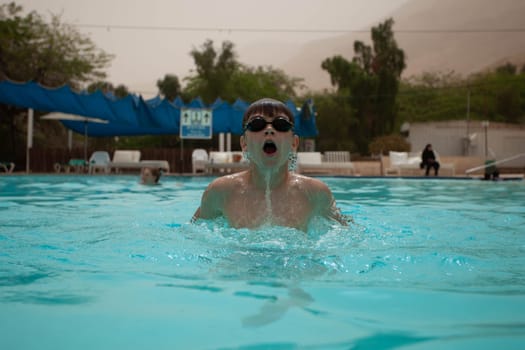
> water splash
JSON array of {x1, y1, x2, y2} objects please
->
[{"x1": 264, "y1": 172, "x2": 272, "y2": 225}]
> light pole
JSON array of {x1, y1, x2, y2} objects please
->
[
  {"x1": 481, "y1": 120, "x2": 489, "y2": 159},
  {"x1": 465, "y1": 89, "x2": 471, "y2": 155}
]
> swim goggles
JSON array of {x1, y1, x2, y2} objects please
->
[{"x1": 244, "y1": 116, "x2": 294, "y2": 133}]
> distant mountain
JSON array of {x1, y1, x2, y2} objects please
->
[{"x1": 281, "y1": 0, "x2": 525, "y2": 91}]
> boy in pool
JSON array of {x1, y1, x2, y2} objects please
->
[{"x1": 193, "y1": 98, "x2": 347, "y2": 231}]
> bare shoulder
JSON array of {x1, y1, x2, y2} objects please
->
[
  {"x1": 290, "y1": 173, "x2": 331, "y2": 194},
  {"x1": 196, "y1": 172, "x2": 247, "y2": 220},
  {"x1": 201, "y1": 172, "x2": 247, "y2": 205},
  {"x1": 290, "y1": 173, "x2": 336, "y2": 212},
  {"x1": 206, "y1": 171, "x2": 247, "y2": 192},
  {"x1": 291, "y1": 174, "x2": 347, "y2": 225}
]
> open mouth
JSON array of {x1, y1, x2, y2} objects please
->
[{"x1": 263, "y1": 140, "x2": 277, "y2": 155}]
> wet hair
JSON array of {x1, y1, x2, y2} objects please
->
[
  {"x1": 143, "y1": 167, "x2": 161, "y2": 183},
  {"x1": 152, "y1": 168, "x2": 161, "y2": 182},
  {"x1": 242, "y1": 98, "x2": 294, "y2": 128}
]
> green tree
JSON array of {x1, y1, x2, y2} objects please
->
[
  {"x1": 113, "y1": 84, "x2": 129, "y2": 99},
  {"x1": 321, "y1": 18, "x2": 405, "y2": 154},
  {"x1": 496, "y1": 63, "x2": 517, "y2": 75},
  {"x1": 86, "y1": 81, "x2": 129, "y2": 98},
  {"x1": 368, "y1": 134, "x2": 410, "y2": 155},
  {"x1": 184, "y1": 40, "x2": 239, "y2": 103},
  {"x1": 468, "y1": 70, "x2": 525, "y2": 123},
  {"x1": 309, "y1": 92, "x2": 358, "y2": 152},
  {"x1": 0, "y1": 2, "x2": 112, "y2": 87},
  {"x1": 157, "y1": 74, "x2": 181, "y2": 101},
  {"x1": 397, "y1": 68, "x2": 525, "y2": 125},
  {"x1": 184, "y1": 39, "x2": 303, "y2": 104},
  {"x1": 0, "y1": 2, "x2": 113, "y2": 166},
  {"x1": 397, "y1": 72, "x2": 468, "y2": 123},
  {"x1": 229, "y1": 66, "x2": 302, "y2": 102}
]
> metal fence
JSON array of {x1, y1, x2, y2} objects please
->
[{"x1": 25, "y1": 147, "x2": 195, "y2": 174}]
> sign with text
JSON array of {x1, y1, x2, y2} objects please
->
[{"x1": 180, "y1": 108, "x2": 212, "y2": 139}]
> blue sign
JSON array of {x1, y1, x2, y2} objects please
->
[{"x1": 180, "y1": 108, "x2": 212, "y2": 139}]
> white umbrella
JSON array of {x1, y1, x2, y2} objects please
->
[{"x1": 41, "y1": 112, "x2": 109, "y2": 163}]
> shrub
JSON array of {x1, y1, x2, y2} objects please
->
[{"x1": 369, "y1": 134, "x2": 411, "y2": 155}]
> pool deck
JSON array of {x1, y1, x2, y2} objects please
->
[
  {"x1": 3, "y1": 158, "x2": 524, "y2": 180},
  {"x1": 190, "y1": 158, "x2": 523, "y2": 179}
]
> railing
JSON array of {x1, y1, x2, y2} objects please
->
[
  {"x1": 24, "y1": 147, "x2": 195, "y2": 173},
  {"x1": 465, "y1": 153, "x2": 525, "y2": 174}
]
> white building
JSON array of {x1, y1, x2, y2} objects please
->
[{"x1": 406, "y1": 120, "x2": 525, "y2": 167}]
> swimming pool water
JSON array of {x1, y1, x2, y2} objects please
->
[{"x1": 1, "y1": 175, "x2": 524, "y2": 349}]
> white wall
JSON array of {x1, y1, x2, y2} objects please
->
[{"x1": 407, "y1": 121, "x2": 525, "y2": 167}]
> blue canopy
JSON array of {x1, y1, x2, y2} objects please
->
[
  {"x1": 0, "y1": 80, "x2": 318, "y2": 137},
  {"x1": 297, "y1": 99, "x2": 319, "y2": 137},
  {"x1": 231, "y1": 98, "x2": 249, "y2": 135}
]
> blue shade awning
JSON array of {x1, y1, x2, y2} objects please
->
[
  {"x1": 0, "y1": 80, "x2": 135, "y2": 125},
  {"x1": 284, "y1": 99, "x2": 318, "y2": 137},
  {"x1": 231, "y1": 98, "x2": 249, "y2": 135},
  {"x1": 297, "y1": 99, "x2": 319, "y2": 137},
  {"x1": 172, "y1": 96, "x2": 185, "y2": 108},
  {"x1": 210, "y1": 99, "x2": 234, "y2": 133},
  {"x1": 0, "y1": 80, "x2": 318, "y2": 137}
]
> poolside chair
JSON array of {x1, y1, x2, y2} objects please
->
[
  {"x1": 192, "y1": 149, "x2": 208, "y2": 174},
  {"x1": 53, "y1": 159, "x2": 87, "y2": 173},
  {"x1": 383, "y1": 151, "x2": 413, "y2": 175},
  {"x1": 108, "y1": 150, "x2": 170, "y2": 173},
  {"x1": 297, "y1": 152, "x2": 325, "y2": 174},
  {"x1": 88, "y1": 151, "x2": 111, "y2": 174},
  {"x1": 323, "y1": 151, "x2": 355, "y2": 175},
  {"x1": 296, "y1": 152, "x2": 355, "y2": 175},
  {"x1": 108, "y1": 150, "x2": 141, "y2": 173},
  {"x1": 0, "y1": 161, "x2": 15, "y2": 173},
  {"x1": 206, "y1": 151, "x2": 248, "y2": 174},
  {"x1": 383, "y1": 151, "x2": 434, "y2": 176}
]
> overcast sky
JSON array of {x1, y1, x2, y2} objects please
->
[{"x1": 15, "y1": 0, "x2": 409, "y2": 96}]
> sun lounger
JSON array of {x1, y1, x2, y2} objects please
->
[
  {"x1": 140, "y1": 160, "x2": 170, "y2": 173},
  {"x1": 297, "y1": 152, "x2": 324, "y2": 173},
  {"x1": 205, "y1": 151, "x2": 248, "y2": 173},
  {"x1": 382, "y1": 151, "x2": 455, "y2": 176},
  {"x1": 297, "y1": 151, "x2": 355, "y2": 175},
  {"x1": 322, "y1": 151, "x2": 355, "y2": 175},
  {"x1": 53, "y1": 159, "x2": 87, "y2": 173},
  {"x1": 0, "y1": 161, "x2": 15, "y2": 173},
  {"x1": 192, "y1": 149, "x2": 209, "y2": 174},
  {"x1": 88, "y1": 151, "x2": 111, "y2": 174},
  {"x1": 108, "y1": 150, "x2": 170, "y2": 173},
  {"x1": 383, "y1": 151, "x2": 418, "y2": 175}
]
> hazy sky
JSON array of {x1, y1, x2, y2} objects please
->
[{"x1": 15, "y1": 0, "x2": 409, "y2": 96}]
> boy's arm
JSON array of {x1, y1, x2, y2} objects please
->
[
  {"x1": 310, "y1": 179, "x2": 349, "y2": 226},
  {"x1": 192, "y1": 181, "x2": 225, "y2": 221}
]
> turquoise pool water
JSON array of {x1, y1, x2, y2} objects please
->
[{"x1": 1, "y1": 175, "x2": 524, "y2": 349}]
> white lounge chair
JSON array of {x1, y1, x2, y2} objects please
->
[
  {"x1": 206, "y1": 151, "x2": 249, "y2": 173},
  {"x1": 53, "y1": 159, "x2": 87, "y2": 173},
  {"x1": 324, "y1": 151, "x2": 351, "y2": 163},
  {"x1": 297, "y1": 152, "x2": 326, "y2": 174},
  {"x1": 0, "y1": 161, "x2": 15, "y2": 173},
  {"x1": 108, "y1": 150, "x2": 170, "y2": 173},
  {"x1": 383, "y1": 151, "x2": 419, "y2": 175},
  {"x1": 88, "y1": 151, "x2": 111, "y2": 174},
  {"x1": 383, "y1": 151, "x2": 455, "y2": 176},
  {"x1": 192, "y1": 149, "x2": 208, "y2": 174},
  {"x1": 109, "y1": 150, "x2": 141, "y2": 173},
  {"x1": 297, "y1": 151, "x2": 355, "y2": 175},
  {"x1": 322, "y1": 151, "x2": 355, "y2": 175}
]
